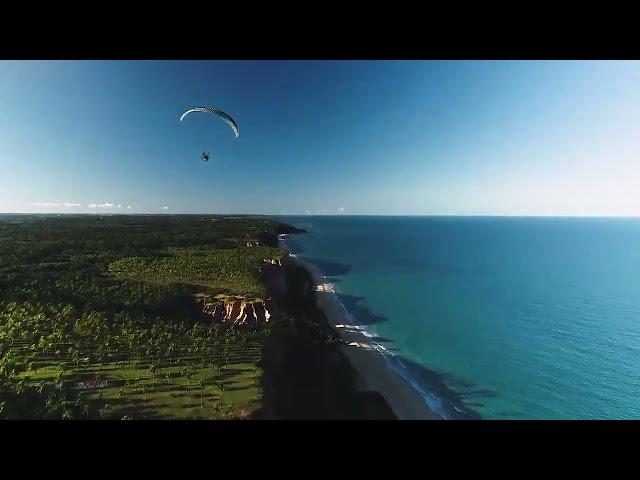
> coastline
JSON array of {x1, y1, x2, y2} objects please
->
[{"x1": 278, "y1": 235, "x2": 441, "y2": 420}]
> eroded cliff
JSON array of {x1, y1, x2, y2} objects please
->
[{"x1": 195, "y1": 293, "x2": 276, "y2": 325}]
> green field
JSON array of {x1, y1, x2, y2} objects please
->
[
  {"x1": 108, "y1": 245, "x2": 285, "y2": 298},
  {"x1": 17, "y1": 348, "x2": 263, "y2": 420},
  {"x1": 1, "y1": 298, "x2": 271, "y2": 419}
]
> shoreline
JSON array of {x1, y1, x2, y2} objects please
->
[{"x1": 278, "y1": 235, "x2": 441, "y2": 420}]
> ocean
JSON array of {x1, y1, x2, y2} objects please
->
[{"x1": 276, "y1": 216, "x2": 640, "y2": 419}]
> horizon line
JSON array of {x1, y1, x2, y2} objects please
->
[{"x1": 6, "y1": 212, "x2": 640, "y2": 219}]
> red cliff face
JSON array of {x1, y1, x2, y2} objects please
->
[
  {"x1": 192, "y1": 252, "x2": 288, "y2": 326},
  {"x1": 196, "y1": 294, "x2": 275, "y2": 325}
]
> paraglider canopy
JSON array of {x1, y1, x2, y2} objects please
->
[{"x1": 179, "y1": 107, "x2": 239, "y2": 138}]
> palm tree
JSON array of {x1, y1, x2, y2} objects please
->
[
  {"x1": 127, "y1": 333, "x2": 136, "y2": 367},
  {"x1": 142, "y1": 384, "x2": 148, "y2": 409},
  {"x1": 61, "y1": 406, "x2": 73, "y2": 420},
  {"x1": 167, "y1": 342, "x2": 175, "y2": 365},
  {"x1": 147, "y1": 362, "x2": 159, "y2": 390},
  {"x1": 208, "y1": 404, "x2": 219, "y2": 418},
  {"x1": 14, "y1": 378, "x2": 26, "y2": 396},
  {"x1": 223, "y1": 335, "x2": 232, "y2": 367},
  {"x1": 197, "y1": 378, "x2": 205, "y2": 408},
  {"x1": 183, "y1": 366, "x2": 194, "y2": 397},
  {"x1": 178, "y1": 366, "x2": 186, "y2": 392},
  {"x1": 217, "y1": 367, "x2": 225, "y2": 406},
  {"x1": 45, "y1": 338, "x2": 56, "y2": 367},
  {"x1": 37, "y1": 336, "x2": 47, "y2": 358},
  {"x1": 99, "y1": 403, "x2": 111, "y2": 419},
  {"x1": 69, "y1": 346, "x2": 81, "y2": 369},
  {"x1": 45, "y1": 392, "x2": 61, "y2": 418},
  {"x1": 55, "y1": 365, "x2": 65, "y2": 389}
]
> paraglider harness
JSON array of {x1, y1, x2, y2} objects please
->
[{"x1": 201, "y1": 152, "x2": 210, "y2": 162}]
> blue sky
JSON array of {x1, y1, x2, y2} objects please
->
[{"x1": 1, "y1": 60, "x2": 639, "y2": 215}]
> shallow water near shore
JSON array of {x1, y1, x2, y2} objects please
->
[{"x1": 277, "y1": 215, "x2": 640, "y2": 419}]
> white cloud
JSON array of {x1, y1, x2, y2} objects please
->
[
  {"x1": 117, "y1": 204, "x2": 122, "y2": 209},
  {"x1": 88, "y1": 203, "x2": 97, "y2": 209},
  {"x1": 338, "y1": 207, "x2": 345, "y2": 212},
  {"x1": 161, "y1": 206, "x2": 169, "y2": 211},
  {"x1": 97, "y1": 202, "x2": 114, "y2": 208},
  {"x1": 33, "y1": 202, "x2": 84, "y2": 208},
  {"x1": 126, "y1": 205, "x2": 131, "y2": 209}
]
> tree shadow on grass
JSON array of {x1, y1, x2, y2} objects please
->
[
  {"x1": 114, "y1": 405, "x2": 165, "y2": 420},
  {"x1": 221, "y1": 385, "x2": 253, "y2": 393},
  {"x1": 217, "y1": 367, "x2": 244, "y2": 378}
]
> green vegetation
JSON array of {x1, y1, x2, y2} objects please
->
[
  {"x1": 108, "y1": 245, "x2": 284, "y2": 298},
  {"x1": 0, "y1": 214, "x2": 293, "y2": 419},
  {"x1": 1, "y1": 300, "x2": 269, "y2": 419}
]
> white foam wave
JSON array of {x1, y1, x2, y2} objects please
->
[
  {"x1": 280, "y1": 235, "x2": 460, "y2": 420},
  {"x1": 331, "y1": 292, "x2": 454, "y2": 420}
]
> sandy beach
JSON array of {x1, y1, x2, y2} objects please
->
[{"x1": 279, "y1": 237, "x2": 440, "y2": 420}]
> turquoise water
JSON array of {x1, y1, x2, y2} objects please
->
[{"x1": 277, "y1": 216, "x2": 640, "y2": 419}]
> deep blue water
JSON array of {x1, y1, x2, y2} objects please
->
[{"x1": 277, "y1": 216, "x2": 640, "y2": 419}]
